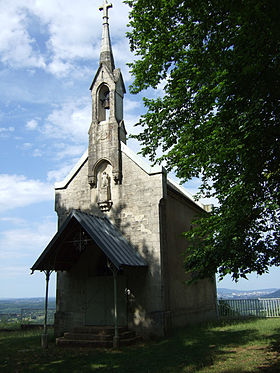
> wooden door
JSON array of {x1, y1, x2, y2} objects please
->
[{"x1": 85, "y1": 275, "x2": 127, "y2": 326}]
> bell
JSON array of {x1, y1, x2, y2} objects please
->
[{"x1": 104, "y1": 97, "x2": 110, "y2": 109}]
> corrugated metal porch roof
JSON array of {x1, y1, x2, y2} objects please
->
[{"x1": 31, "y1": 210, "x2": 147, "y2": 272}]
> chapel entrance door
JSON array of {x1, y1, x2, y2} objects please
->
[{"x1": 85, "y1": 275, "x2": 127, "y2": 326}]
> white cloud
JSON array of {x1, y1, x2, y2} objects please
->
[
  {"x1": 0, "y1": 217, "x2": 25, "y2": 225},
  {"x1": 33, "y1": 0, "x2": 99, "y2": 60},
  {"x1": 0, "y1": 126, "x2": 15, "y2": 133},
  {"x1": 0, "y1": 174, "x2": 53, "y2": 212},
  {"x1": 0, "y1": 218, "x2": 56, "y2": 260},
  {"x1": 0, "y1": 0, "x2": 132, "y2": 77},
  {"x1": 26, "y1": 119, "x2": 38, "y2": 130},
  {"x1": 125, "y1": 113, "x2": 142, "y2": 137},
  {"x1": 113, "y1": 36, "x2": 133, "y2": 68},
  {"x1": 33, "y1": 148, "x2": 43, "y2": 157},
  {"x1": 47, "y1": 59, "x2": 73, "y2": 77},
  {"x1": 16, "y1": 142, "x2": 45, "y2": 157},
  {"x1": 43, "y1": 99, "x2": 91, "y2": 143},
  {"x1": 21, "y1": 142, "x2": 33, "y2": 150},
  {"x1": 39, "y1": 0, "x2": 130, "y2": 62},
  {"x1": 0, "y1": 266, "x2": 28, "y2": 279},
  {"x1": 0, "y1": 1, "x2": 46, "y2": 69},
  {"x1": 47, "y1": 160, "x2": 78, "y2": 183},
  {"x1": 0, "y1": 128, "x2": 14, "y2": 140},
  {"x1": 56, "y1": 145, "x2": 86, "y2": 160},
  {"x1": 123, "y1": 98, "x2": 144, "y2": 138},
  {"x1": 0, "y1": 126, "x2": 15, "y2": 138},
  {"x1": 156, "y1": 77, "x2": 168, "y2": 97},
  {"x1": 124, "y1": 98, "x2": 140, "y2": 113}
]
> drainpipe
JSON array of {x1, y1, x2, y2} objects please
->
[{"x1": 41, "y1": 270, "x2": 51, "y2": 349}]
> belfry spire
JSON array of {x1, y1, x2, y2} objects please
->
[
  {"x1": 99, "y1": 0, "x2": 115, "y2": 71},
  {"x1": 88, "y1": 0, "x2": 126, "y2": 190}
]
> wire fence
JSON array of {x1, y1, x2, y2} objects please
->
[{"x1": 217, "y1": 298, "x2": 280, "y2": 318}]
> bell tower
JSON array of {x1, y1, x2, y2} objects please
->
[{"x1": 88, "y1": 0, "x2": 126, "y2": 191}]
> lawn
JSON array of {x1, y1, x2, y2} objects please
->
[{"x1": 1, "y1": 318, "x2": 280, "y2": 372}]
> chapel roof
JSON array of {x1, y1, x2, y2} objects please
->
[{"x1": 31, "y1": 209, "x2": 147, "y2": 273}]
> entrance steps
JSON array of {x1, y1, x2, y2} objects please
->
[{"x1": 56, "y1": 325, "x2": 142, "y2": 348}]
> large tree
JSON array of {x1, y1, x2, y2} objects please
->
[{"x1": 125, "y1": 0, "x2": 280, "y2": 281}]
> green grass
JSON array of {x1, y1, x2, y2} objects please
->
[
  {"x1": 1, "y1": 319, "x2": 280, "y2": 372},
  {"x1": 0, "y1": 320, "x2": 22, "y2": 330}
]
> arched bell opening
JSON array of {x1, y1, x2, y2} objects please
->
[{"x1": 98, "y1": 84, "x2": 110, "y2": 122}]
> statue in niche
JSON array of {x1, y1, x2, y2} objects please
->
[{"x1": 99, "y1": 171, "x2": 111, "y2": 202}]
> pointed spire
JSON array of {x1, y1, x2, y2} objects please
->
[{"x1": 99, "y1": 0, "x2": 115, "y2": 71}]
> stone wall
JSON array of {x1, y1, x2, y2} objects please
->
[
  {"x1": 163, "y1": 187, "x2": 217, "y2": 328},
  {"x1": 54, "y1": 149, "x2": 168, "y2": 336},
  {"x1": 54, "y1": 147, "x2": 217, "y2": 337}
]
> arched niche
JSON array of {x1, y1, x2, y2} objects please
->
[
  {"x1": 98, "y1": 84, "x2": 110, "y2": 122},
  {"x1": 96, "y1": 160, "x2": 113, "y2": 211}
]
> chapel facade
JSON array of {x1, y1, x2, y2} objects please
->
[{"x1": 32, "y1": 0, "x2": 217, "y2": 340}]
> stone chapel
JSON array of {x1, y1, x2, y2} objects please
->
[{"x1": 32, "y1": 0, "x2": 217, "y2": 345}]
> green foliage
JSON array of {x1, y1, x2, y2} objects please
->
[{"x1": 125, "y1": 0, "x2": 280, "y2": 281}]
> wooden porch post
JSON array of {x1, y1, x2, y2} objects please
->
[
  {"x1": 41, "y1": 270, "x2": 51, "y2": 349},
  {"x1": 113, "y1": 268, "x2": 119, "y2": 348},
  {"x1": 107, "y1": 259, "x2": 119, "y2": 348}
]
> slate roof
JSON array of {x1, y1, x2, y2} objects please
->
[{"x1": 31, "y1": 210, "x2": 147, "y2": 273}]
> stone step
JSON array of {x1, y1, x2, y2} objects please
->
[
  {"x1": 119, "y1": 335, "x2": 143, "y2": 347},
  {"x1": 56, "y1": 335, "x2": 142, "y2": 348},
  {"x1": 72, "y1": 325, "x2": 127, "y2": 335},
  {"x1": 64, "y1": 330, "x2": 136, "y2": 341},
  {"x1": 56, "y1": 337, "x2": 112, "y2": 348},
  {"x1": 56, "y1": 325, "x2": 142, "y2": 348},
  {"x1": 64, "y1": 332, "x2": 112, "y2": 341}
]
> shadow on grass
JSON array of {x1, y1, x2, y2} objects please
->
[
  {"x1": 258, "y1": 327, "x2": 280, "y2": 373},
  {"x1": 1, "y1": 319, "x2": 280, "y2": 373},
  {"x1": 269, "y1": 328, "x2": 280, "y2": 354}
]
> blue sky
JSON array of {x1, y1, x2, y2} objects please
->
[{"x1": 0, "y1": 0, "x2": 278, "y2": 298}]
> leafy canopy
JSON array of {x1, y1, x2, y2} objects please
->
[{"x1": 125, "y1": 0, "x2": 280, "y2": 281}]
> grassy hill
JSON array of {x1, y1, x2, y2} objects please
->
[
  {"x1": 261, "y1": 289, "x2": 280, "y2": 298},
  {"x1": 1, "y1": 318, "x2": 280, "y2": 372}
]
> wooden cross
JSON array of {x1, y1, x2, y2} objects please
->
[{"x1": 99, "y1": 0, "x2": 112, "y2": 19}]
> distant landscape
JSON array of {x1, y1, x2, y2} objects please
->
[
  {"x1": 217, "y1": 288, "x2": 280, "y2": 299},
  {"x1": 0, "y1": 298, "x2": 56, "y2": 325},
  {"x1": 0, "y1": 298, "x2": 56, "y2": 314},
  {"x1": 1, "y1": 289, "x2": 280, "y2": 314}
]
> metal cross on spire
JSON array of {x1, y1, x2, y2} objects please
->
[
  {"x1": 98, "y1": 0, "x2": 115, "y2": 71},
  {"x1": 99, "y1": 0, "x2": 113, "y2": 21}
]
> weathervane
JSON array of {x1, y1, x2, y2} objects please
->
[{"x1": 99, "y1": 0, "x2": 112, "y2": 21}]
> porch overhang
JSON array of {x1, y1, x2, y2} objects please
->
[{"x1": 31, "y1": 210, "x2": 147, "y2": 273}]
